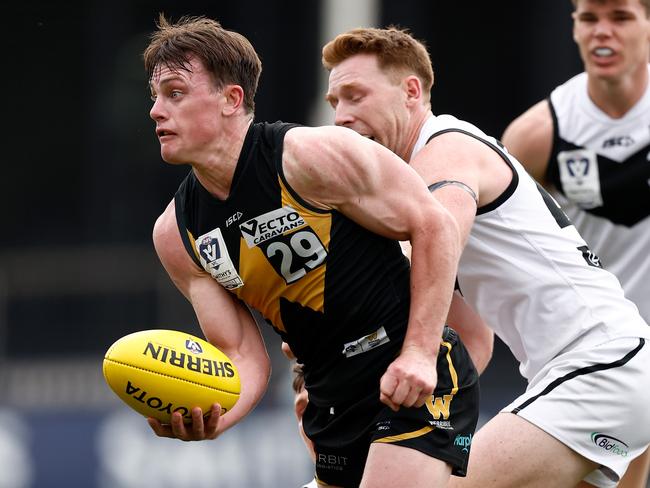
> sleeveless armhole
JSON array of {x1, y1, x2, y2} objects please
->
[
  {"x1": 174, "y1": 177, "x2": 204, "y2": 269},
  {"x1": 274, "y1": 124, "x2": 332, "y2": 215},
  {"x1": 546, "y1": 98, "x2": 561, "y2": 185},
  {"x1": 425, "y1": 128, "x2": 519, "y2": 215}
]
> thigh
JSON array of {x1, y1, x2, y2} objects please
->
[
  {"x1": 449, "y1": 412, "x2": 597, "y2": 488},
  {"x1": 617, "y1": 447, "x2": 650, "y2": 488},
  {"x1": 455, "y1": 337, "x2": 650, "y2": 488},
  {"x1": 512, "y1": 337, "x2": 650, "y2": 487},
  {"x1": 361, "y1": 443, "x2": 452, "y2": 488}
]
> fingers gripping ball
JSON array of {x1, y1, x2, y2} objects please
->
[{"x1": 103, "y1": 329, "x2": 240, "y2": 423}]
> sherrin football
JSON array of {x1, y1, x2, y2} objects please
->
[{"x1": 103, "y1": 329, "x2": 240, "y2": 423}]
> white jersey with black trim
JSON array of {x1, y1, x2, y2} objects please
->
[
  {"x1": 412, "y1": 114, "x2": 650, "y2": 381},
  {"x1": 548, "y1": 67, "x2": 650, "y2": 322}
]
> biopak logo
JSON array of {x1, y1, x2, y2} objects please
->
[{"x1": 591, "y1": 432, "x2": 629, "y2": 457}]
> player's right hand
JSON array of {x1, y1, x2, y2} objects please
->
[
  {"x1": 147, "y1": 402, "x2": 223, "y2": 441},
  {"x1": 379, "y1": 345, "x2": 438, "y2": 411}
]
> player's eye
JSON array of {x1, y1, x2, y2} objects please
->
[{"x1": 577, "y1": 14, "x2": 597, "y2": 23}]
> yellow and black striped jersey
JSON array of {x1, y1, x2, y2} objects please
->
[{"x1": 174, "y1": 121, "x2": 411, "y2": 405}]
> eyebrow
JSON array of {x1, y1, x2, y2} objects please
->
[
  {"x1": 149, "y1": 74, "x2": 186, "y2": 92},
  {"x1": 325, "y1": 81, "x2": 361, "y2": 102}
]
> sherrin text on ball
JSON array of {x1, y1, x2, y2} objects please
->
[{"x1": 103, "y1": 329, "x2": 240, "y2": 423}]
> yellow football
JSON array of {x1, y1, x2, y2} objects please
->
[{"x1": 103, "y1": 329, "x2": 240, "y2": 423}]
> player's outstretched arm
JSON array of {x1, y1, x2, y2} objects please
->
[
  {"x1": 283, "y1": 125, "x2": 462, "y2": 411},
  {"x1": 148, "y1": 200, "x2": 271, "y2": 441}
]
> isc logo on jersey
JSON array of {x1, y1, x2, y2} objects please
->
[{"x1": 239, "y1": 206, "x2": 306, "y2": 248}]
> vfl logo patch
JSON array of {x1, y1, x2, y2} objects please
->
[
  {"x1": 591, "y1": 432, "x2": 629, "y2": 457},
  {"x1": 195, "y1": 227, "x2": 244, "y2": 289},
  {"x1": 566, "y1": 156, "x2": 590, "y2": 180},
  {"x1": 199, "y1": 236, "x2": 221, "y2": 267},
  {"x1": 557, "y1": 149, "x2": 603, "y2": 209},
  {"x1": 342, "y1": 326, "x2": 389, "y2": 358},
  {"x1": 239, "y1": 206, "x2": 307, "y2": 248}
]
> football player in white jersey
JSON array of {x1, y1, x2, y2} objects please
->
[
  {"x1": 502, "y1": 1, "x2": 650, "y2": 485},
  {"x1": 323, "y1": 25, "x2": 650, "y2": 488}
]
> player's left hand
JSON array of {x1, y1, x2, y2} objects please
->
[
  {"x1": 379, "y1": 346, "x2": 438, "y2": 411},
  {"x1": 147, "y1": 403, "x2": 223, "y2": 441}
]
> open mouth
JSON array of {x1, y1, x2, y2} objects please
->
[
  {"x1": 157, "y1": 129, "x2": 176, "y2": 138},
  {"x1": 593, "y1": 47, "x2": 614, "y2": 58}
]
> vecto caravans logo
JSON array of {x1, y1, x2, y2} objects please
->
[{"x1": 591, "y1": 432, "x2": 629, "y2": 457}]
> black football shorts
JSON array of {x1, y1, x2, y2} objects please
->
[{"x1": 303, "y1": 326, "x2": 480, "y2": 487}]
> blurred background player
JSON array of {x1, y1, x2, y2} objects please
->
[
  {"x1": 502, "y1": 1, "x2": 650, "y2": 485},
  {"x1": 323, "y1": 25, "x2": 650, "y2": 488}
]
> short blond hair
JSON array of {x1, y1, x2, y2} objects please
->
[{"x1": 322, "y1": 26, "x2": 434, "y2": 94}]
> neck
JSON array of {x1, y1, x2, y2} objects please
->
[
  {"x1": 402, "y1": 108, "x2": 433, "y2": 162},
  {"x1": 587, "y1": 65, "x2": 648, "y2": 118},
  {"x1": 192, "y1": 116, "x2": 253, "y2": 200}
]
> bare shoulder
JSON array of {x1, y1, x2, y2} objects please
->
[
  {"x1": 411, "y1": 131, "x2": 490, "y2": 189},
  {"x1": 282, "y1": 125, "x2": 386, "y2": 207},
  {"x1": 153, "y1": 200, "x2": 180, "y2": 255},
  {"x1": 283, "y1": 125, "x2": 368, "y2": 170},
  {"x1": 153, "y1": 200, "x2": 203, "y2": 286},
  {"x1": 411, "y1": 128, "x2": 513, "y2": 208},
  {"x1": 501, "y1": 100, "x2": 553, "y2": 183}
]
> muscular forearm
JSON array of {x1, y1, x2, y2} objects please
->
[
  {"x1": 404, "y1": 211, "x2": 461, "y2": 355},
  {"x1": 219, "y1": 352, "x2": 271, "y2": 432}
]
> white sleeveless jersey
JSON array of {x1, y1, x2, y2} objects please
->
[
  {"x1": 412, "y1": 114, "x2": 650, "y2": 381},
  {"x1": 547, "y1": 67, "x2": 650, "y2": 322}
]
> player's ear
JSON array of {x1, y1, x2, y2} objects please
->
[
  {"x1": 404, "y1": 75, "x2": 422, "y2": 107},
  {"x1": 222, "y1": 84, "x2": 245, "y2": 115},
  {"x1": 294, "y1": 393, "x2": 308, "y2": 420}
]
